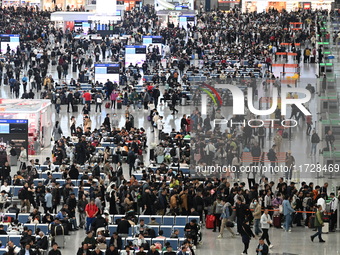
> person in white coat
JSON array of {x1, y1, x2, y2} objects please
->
[
  {"x1": 18, "y1": 146, "x2": 27, "y2": 171},
  {"x1": 260, "y1": 208, "x2": 273, "y2": 249}
]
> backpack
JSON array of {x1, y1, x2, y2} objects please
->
[
  {"x1": 314, "y1": 134, "x2": 320, "y2": 143},
  {"x1": 18, "y1": 188, "x2": 25, "y2": 200},
  {"x1": 302, "y1": 197, "x2": 311, "y2": 208},
  {"x1": 215, "y1": 202, "x2": 223, "y2": 214},
  {"x1": 56, "y1": 98, "x2": 61, "y2": 104},
  {"x1": 170, "y1": 148, "x2": 176, "y2": 157},
  {"x1": 10, "y1": 148, "x2": 17, "y2": 156}
]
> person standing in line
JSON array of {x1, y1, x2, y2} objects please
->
[
  {"x1": 85, "y1": 199, "x2": 99, "y2": 232},
  {"x1": 282, "y1": 195, "x2": 295, "y2": 232},
  {"x1": 310, "y1": 129, "x2": 320, "y2": 156},
  {"x1": 311, "y1": 205, "x2": 326, "y2": 243},
  {"x1": 252, "y1": 199, "x2": 262, "y2": 237},
  {"x1": 329, "y1": 192, "x2": 338, "y2": 232},
  {"x1": 240, "y1": 218, "x2": 256, "y2": 255},
  {"x1": 260, "y1": 208, "x2": 273, "y2": 249}
]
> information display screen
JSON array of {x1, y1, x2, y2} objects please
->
[
  {"x1": 0, "y1": 34, "x2": 20, "y2": 54},
  {"x1": 0, "y1": 119, "x2": 28, "y2": 156},
  {"x1": 74, "y1": 20, "x2": 91, "y2": 34},
  {"x1": 94, "y1": 63, "x2": 120, "y2": 84},
  {"x1": 125, "y1": 45, "x2": 147, "y2": 67},
  {"x1": 179, "y1": 16, "x2": 196, "y2": 30}
]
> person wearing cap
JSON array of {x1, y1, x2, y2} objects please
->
[{"x1": 85, "y1": 199, "x2": 99, "y2": 232}]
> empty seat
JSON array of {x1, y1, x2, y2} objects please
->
[
  {"x1": 18, "y1": 214, "x2": 30, "y2": 223},
  {"x1": 162, "y1": 216, "x2": 174, "y2": 226},
  {"x1": 0, "y1": 236, "x2": 8, "y2": 247},
  {"x1": 175, "y1": 216, "x2": 187, "y2": 226},
  {"x1": 108, "y1": 225, "x2": 117, "y2": 235}
]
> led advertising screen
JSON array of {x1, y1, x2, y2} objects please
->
[
  {"x1": 179, "y1": 16, "x2": 196, "y2": 30},
  {"x1": 0, "y1": 119, "x2": 28, "y2": 156},
  {"x1": 74, "y1": 20, "x2": 91, "y2": 34},
  {"x1": 125, "y1": 45, "x2": 147, "y2": 67},
  {"x1": 142, "y1": 36, "x2": 163, "y2": 53},
  {"x1": 0, "y1": 34, "x2": 20, "y2": 54},
  {"x1": 94, "y1": 63, "x2": 120, "y2": 84}
]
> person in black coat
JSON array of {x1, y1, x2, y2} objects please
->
[
  {"x1": 36, "y1": 231, "x2": 49, "y2": 250},
  {"x1": 67, "y1": 90, "x2": 74, "y2": 112},
  {"x1": 142, "y1": 188, "x2": 153, "y2": 215},
  {"x1": 105, "y1": 244, "x2": 119, "y2": 255},
  {"x1": 109, "y1": 232, "x2": 123, "y2": 249},
  {"x1": 240, "y1": 218, "x2": 255, "y2": 255},
  {"x1": 19, "y1": 243, "x2": 35, "y2": 255},
  {"x1": 256, "y1": 239, "x2": 269, "y2": 255},
  {"x1": 91, "y1": 214, "x2": 107, "y2": 233},
  {"x1": 48, "y1": 243, "x2": 62, "y2": 255},
  {"x1": 117, "y1": 217, "x2": 131, "y2": 236}
]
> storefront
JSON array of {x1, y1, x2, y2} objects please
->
[
  {"x1": 242, "y1": 0, "x2": 333, "y2": 12},
  {"x1": 0, "y1": 99, "x2": 52, "y2": 156}
]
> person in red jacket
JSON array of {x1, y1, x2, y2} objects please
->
[
  {"x1": 85, "y1": 199, "x2": 98, "y2": 232},
  {"x1": 82, "y1": 91, "x2": 92, "y2": 111}
]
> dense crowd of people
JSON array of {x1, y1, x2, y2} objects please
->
[{"x1": 0, "y1": 3, "x2": 338, "y2": 255}]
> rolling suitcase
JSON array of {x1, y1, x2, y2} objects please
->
[
  {"x1": 205, "y1": 215, "x2": 215, "y2": 229},
  {"x1": 105, "y1": 102, "x2": 111, "y2": 108},
  {"x1": 73, "y1": 105, "x2": 78, "y2": 112},
  {"x1": 322, "y1": 222, "x2": 329, "y2": 234},
  {"x1": 310, "y1": 56, "x2": 315, "y2": 63},
  {"x1": 117, "y1": 101, "x2": 122, "y2": 109},
  {"x1": 273, "y1": 215, "x2": 281, "y2": 228}
]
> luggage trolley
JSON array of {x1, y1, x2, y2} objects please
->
[{"x1": 49, "y1": 224, "x2": 66, "y2": 249}]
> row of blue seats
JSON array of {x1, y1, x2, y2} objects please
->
[
  {"x1": 107, "y1": 224, "x2": 185, "y2": 238},
  {"x1": 111, "y1": 215, "x2": 198, "y2": 228},
  {"x1": 0, "y1": 222, "x2": 50, "y2": 235},
  {"x1": 104, "y1": 237, "x2": 186, "y2": 250}
]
